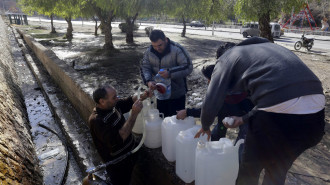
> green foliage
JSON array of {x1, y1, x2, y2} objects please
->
[
  {"x1": 115, "y1": 0, "x2": 142, "y2": 18},
  {"x1": 91, "y1": 0, "x2": 117, "y2": 23},
  {"x1": 93, "y1": 0, "x2": 118, "y2": 12},
  {"x1": 18, "y1": 0, "x2": 58, "y2": 16},
  {"x1": 18, "y1": 0, "x2": 81, "y2": 19},
  {"x1": 166, "y1": 0, "x2": 213, "y2": 22},
  {"x1": 54, "y1": 0, "x2": 81, "y2": 20},
  {"x1": 162, "y1": 0, "x2": 232, "y2": 26},
  {"x1": 205, "y1": 0, "x2": 233, "y2": 24},
  {"x1": 79, "y1": 0, "x2": 96, "y2": 19},
  {"x1": 139, "y1": 0, "x2": 166, "y2": 17},
  {"x1": 234, "y1": 0, "x2": 305, "y2": 22}
]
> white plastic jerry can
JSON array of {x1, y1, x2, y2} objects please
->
[
  {"x1": 195, "y1": 138, "x2": 244, "y2": 185},
  {"x1": 144, "y1": 109, "x2": 164, "y2": 148},
  {"x1": 175, "y1": 125, "x2": 208, "y2": 183},
  {"x1": 161, "y1": 115, "x2": 195, "y2": 162},
  {"x1": 132, "y1": 98, "x2": 151, "y2": 134}
]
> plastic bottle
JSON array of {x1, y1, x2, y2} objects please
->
[
  {"x1": 176, "y1": 125, "x2": 208, "y2": 183},
  {"x1": 132, "y1": 87, "x2": 150, "y2": 134},
  {"x1": 154, "y1": 69, "x2": 171, "y2": 100},
  {"x1": 144, "y1": 109, "x2": 164, "y2": 148},
  {"x1": 161, "y1": 116, "x2": 195, "y2": 162},
  {"x1": 223, "y1": 117, "x2": 234, "y2": 126}
]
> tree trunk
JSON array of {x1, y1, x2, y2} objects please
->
[
  {"x1": 94, "y1": 6, "x2": 115, "y2": 51},
  {"x1": 126, "y1": 17, "x2": 134, "y2": 44},
  {"x1": 50, "y1": 14, "x2": 56, "y2": 33},
  {"x1": 103, "y1": 22, "x2": 114, "y2": 50},
  {"x1": 125, "y1": 13, "x2": 138, "y2": 44},
  {"x1": 93, "y1": 17, "x2": 98, "y2": 36},
  {"x1": 65, "y1": 16, "x2": 73, "y2": 41},
  {"x1": 181, "y1": 16, "x2": 186, "y2": 37},
  {"x1": 258, "y1": 12, "x2": 273, "y2": 42}
]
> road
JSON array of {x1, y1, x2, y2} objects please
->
[
  {"x1": 138, "y1": 22, "x2": 330, "y2": 55},
  {"x1": 27, "y1": 17, "x2": 330, "y2": 55}
]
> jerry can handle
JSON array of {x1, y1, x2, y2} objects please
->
[{"x1": 235, "y1": 139, "x2": 244, "y2": 147}]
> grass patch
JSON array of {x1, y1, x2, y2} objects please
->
[
  {"x1": 26, "y1": 29, "x2": 49, "y2": 35},
  {"x1": 31, "y1": 32, "x2": 65, "y2": 39}
]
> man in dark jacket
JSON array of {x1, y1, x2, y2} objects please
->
[
  {"x1": 141, "y1": 29, "x2": 193, "y2": 117},
  {"x1": 195, "y1": 37, "x2": 325, "y2": 185},
  {"x1": 88, "y1": 85, "x2": 150, "y2": 185},
  {"x1": 177, "y1": 63, "x2": 253, "y2": 142}
]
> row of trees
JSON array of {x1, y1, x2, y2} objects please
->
[{"x1": 18, "y1": 0, "x2": 308, "y2": 51}]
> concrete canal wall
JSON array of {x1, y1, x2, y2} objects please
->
[
  {"x1": 0, "y1": 16, "x2": 42, "y2": 185},
  {"x1": 16, "y1": 29, "x2": 95, "y2": 124}
]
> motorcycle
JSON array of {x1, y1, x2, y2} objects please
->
[{"x1": 294, "y1": 32, "x2": 314, "y2": 51}]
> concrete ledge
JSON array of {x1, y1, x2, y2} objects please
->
[
  {"x1": 16, "y1": 29, "x2": 94, "y2": 124},
  {"x1": 15, "y1": 29, "x2": 104, "y2": 177}
]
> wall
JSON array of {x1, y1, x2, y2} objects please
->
[
  {"x1": 16, "y1": 29, "x2": 95, "y2": 124},
  {"x1": 0, "y1": 16, "x2": 42, "y2": 185}
]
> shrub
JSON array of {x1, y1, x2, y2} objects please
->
[
  {"x1": 118, "y1": 23, "x2": 140, "y2": 33},
  {"x1": 145, "y1": 26, "x2": 154, "y2": 36}
]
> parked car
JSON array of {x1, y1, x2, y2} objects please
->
[
  {"x1": 240, "y1": 22, "x2": 260, "y2": 37},
  {"x1": 270, "y1": 22, "x2": 281, "y2": 38},
  {"x1": 190, "y1": 21, "x2": 205, "y2": 27},
  {"x1": 240, "y1": 22, "x2": 282, "y2": 38}
]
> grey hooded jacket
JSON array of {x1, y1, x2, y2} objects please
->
[{"x1": 141, "y1": 39, "x2": 193, "y2": 99}]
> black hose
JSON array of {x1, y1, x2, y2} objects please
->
[
  {"x1": 86, "y1": 123, "x2": 146, "y2": 175},
  {"x1": 86, "y1": 152, "x2": 132, "y2": 174},
  {"x1": 38, "y1": 123, "x2": 69, "y2": 185}
]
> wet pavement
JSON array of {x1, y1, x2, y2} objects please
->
[
  {"x1": 7, "y1": 25, "x2": 83, "y2": 184},
  {"x1": 20, "y1": 20, "x2": 148, "y2": 98}
]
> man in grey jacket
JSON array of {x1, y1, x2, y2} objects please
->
[
  {"x1": 141, "y1": 30, "x2": 193, "y2": 117},
  {"x1": 195, "y1": 37, "x2": 325, "y2": 185}
]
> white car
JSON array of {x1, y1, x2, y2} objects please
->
[
  {"x1": 240, "y1": 22, "x2": 281, "y2": 38},
  {"x1": 240, "y1": 22, "x2": 260, "y2": 38},
  {"x1": 270, "y1": 22, "x2": 281, "y2": 38}
]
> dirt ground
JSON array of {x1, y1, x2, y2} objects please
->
[{"x1": 15, "y1": 19, "x2": 330, "y2": 184}]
